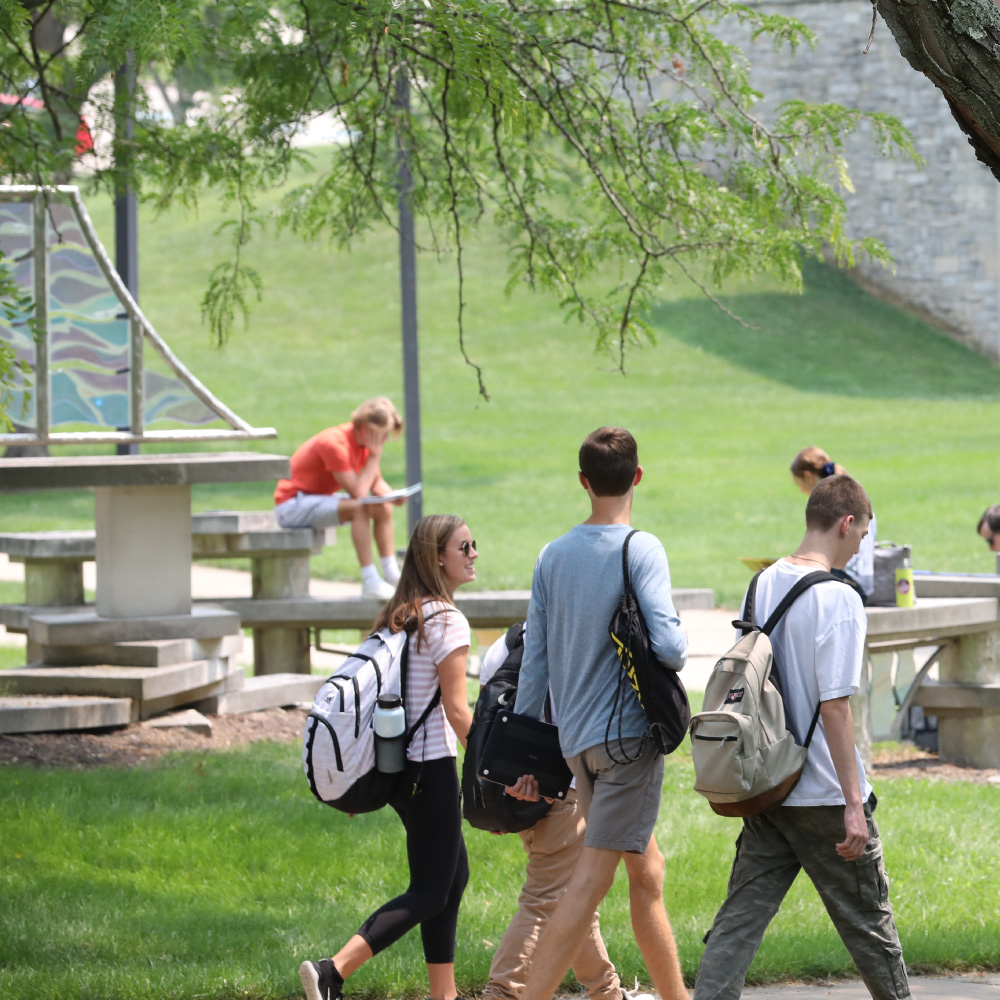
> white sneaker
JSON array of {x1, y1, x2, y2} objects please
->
[
  {"x1": 623, "y1": 990, "x2": 656, "y2": 1000},
  {"x1": 623, "y1": 977, "x2": 657, "y2": 1000},
  {"x1": 381, "y1": 558, "x2": 401, "y2": 585},
  {"x1": 361, "y1": 576, "x2": 396, "y2": 601}
]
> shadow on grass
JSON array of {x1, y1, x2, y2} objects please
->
[{"x1": 650, "y1": 259, "x2": 1000, "y2": 400}]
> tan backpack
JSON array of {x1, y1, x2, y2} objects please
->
[{"x1": 689, "y1": 571, "x2": 837, "y2": 817}]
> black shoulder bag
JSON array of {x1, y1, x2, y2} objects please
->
[{"x1": 606, "y1": 529, "x2": 691, "y2": 762}]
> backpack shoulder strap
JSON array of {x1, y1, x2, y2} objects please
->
[
  {"x1": 758, "y1": 570, "x2": 842, "y2": 749},
  {"x1": 401, "y1": 606, "x2": 451, "y2": 745},
  {"x1": 735, "y1": 570, "x2": 766, "y2": 634},
  {"x1": 621, "y1": 529, "x2": 640, "y2": 596},
  {"x1": 760, "y1": 571, "x2": 839, "y2": 636}
]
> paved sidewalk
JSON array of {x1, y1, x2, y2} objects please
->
[{"x1": 739, "y1": 971, "x2": 1000, "y2": 998}]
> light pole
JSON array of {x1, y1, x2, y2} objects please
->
[
  {"x1": 114, "y1": 52, "x2": 139, "y2": 456},
  {"x1": 395, "y1": 69, "x2": 422, "y2": 534}
]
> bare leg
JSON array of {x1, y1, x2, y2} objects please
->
[
  {"x1": 427, "y1": 962, "x2": 458, "y2": 1000},
  {"x1": 337, "y1": 499, "x2": 374, "y2": 569},
  {"x1": 519, "y1": 846, "x2": 621, "y2": 1000},
  {"x1": 330, "y1": 934, "x2": 373, "y2": 978},
  {"x1": 370, "y1": 500, "x2": 395, "y2": 559},
  {"x1": 623, "y1": 836, "x2": 688, "y2": 1000}
]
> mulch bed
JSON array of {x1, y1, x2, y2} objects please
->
[
  {"x1": 1, "y1": 709, "x2": 999, "y2": 785},
  {"x1": 0, "y1": 707, "x2": 309, "y2": 769},
  {"x1": 868, "y1": 743, "x2": 1000, "y2": 786}
]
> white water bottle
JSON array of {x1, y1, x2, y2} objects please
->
[{"x1": 374, "y1": 695, "x2": 407, "y2": 773}]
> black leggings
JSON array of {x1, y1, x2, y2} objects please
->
[{"x1": 357, "y1": 756, "x2": 469, "y2": 964}]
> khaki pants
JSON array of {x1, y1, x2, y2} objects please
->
[{"x1": 483, "y1": 790, "x2": 621, "y2": 1000}]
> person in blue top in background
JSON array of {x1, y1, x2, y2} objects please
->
[{"x1": 508, "y1": 426, "x2": 689, "y2": 1000}]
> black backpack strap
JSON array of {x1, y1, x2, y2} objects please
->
[
  {"x1": 802, "y1": 702, "x2": 823, "y2": 749},
  {"x1": 406, "y1": 688, "x2": 442, "y2": 743},
  {"x1": 606, "y1": 529, "x2": 649, "y2": 764},
  {"x1": 760, "y1": 571, "x2": 839, "y2": 635},
  {"x1": 734, "y1": 570, "x2": 766, "y2": 634},
  {"x1": 621, "y1": 529, "x2": 640, "y2": 597}
]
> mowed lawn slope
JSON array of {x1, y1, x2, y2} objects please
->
[{"x1": 3, "y1": 177, "x2": 1000, "y2": 605}]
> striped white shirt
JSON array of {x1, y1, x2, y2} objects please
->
[{"x1": 405, "y1": 600, "x2": 471, "y2": 762}]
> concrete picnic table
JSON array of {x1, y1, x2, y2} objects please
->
[{"x1": 0, "y1": 453, "x2": 288, "y2": 621}]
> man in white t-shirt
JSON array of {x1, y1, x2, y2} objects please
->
[{"x1": 693, "y1": 475, "x2": 910, "y2": 1000}]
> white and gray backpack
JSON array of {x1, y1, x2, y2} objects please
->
[
  {"x1": 303, "y1": 624, "x2": 440, "y2": 814},
  {"x1": 689, "y1": 571, "x2": 837, "y2": 817}
]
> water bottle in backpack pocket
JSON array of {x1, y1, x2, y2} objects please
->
[{"x1": 374, "y1": 695, "x2": 407, "y2": 774}]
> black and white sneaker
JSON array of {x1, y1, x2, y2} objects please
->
[{"x1": 299, "y1": 958, "x2": 343, "y2": 1000}]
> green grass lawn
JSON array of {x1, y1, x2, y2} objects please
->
[
  {"x1": 2, "y1": 166, "x2": 999, "y2": 606},
  {"x1": 3, "y1": 154, "x2": 999, "y2": 1000},
  {"x1": 1, "y1": 739, "x2": 997, "y2": 1000}
]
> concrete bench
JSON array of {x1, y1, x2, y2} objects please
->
[
  {"x1": 0, "y1": 531, "x2": 95, "y2": 607},
  {"x1": 0, "y1": 512, "x2": 333, "y2": 592},
  {"x1": 861, "y1": 588, "x2": 1000, "y2": 769},
  {"x1": 190, "y1": 511, "x2": 337, "y2": 675},
  {"x1": 0, "y1": 517, "x2": 346, "y2": 675},
  {"x1": 196, "y1": 586, "x2": 716, "y2": 676},
  {"x1": 1, "y1": 524, "x2": 712, "y2": 676},
  {"x1": 0, "y1": 513, "x2": 336, "y2": 669}
]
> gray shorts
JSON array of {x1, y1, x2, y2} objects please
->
[
  {"x1": 274, "y1": 491, "x2": 349, "y2": 530},
  {"x1": 567, "y1": 738, "x2": 663, "y2": 854}
]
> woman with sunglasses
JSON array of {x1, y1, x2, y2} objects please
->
[{"x1": 300, "y1": 515, "x2": 478, "y2": 1000}]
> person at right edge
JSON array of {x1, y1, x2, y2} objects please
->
[{"x1": 693, "y1": 474, "x2": 910, "y2": 1000}]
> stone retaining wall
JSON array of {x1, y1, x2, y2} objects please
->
[{"x1": 703, "y1": 0, "x2": 1000, "y2": 362}]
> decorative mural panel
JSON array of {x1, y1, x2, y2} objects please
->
[
  {"x1": 0, "y1": 186, "x2": 273, "y2": 444},
  {"x1": 46, "y1": 201, "x2": 131, "y2": 429}
]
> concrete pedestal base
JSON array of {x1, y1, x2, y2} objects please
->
[
  {"x1": 24, "y1": 559, "x2": 85, "y2": 606},
  {"x1": 95, "y1": 484, "x2": 192, "y2": 617},
  {"x1": 936, "y1": 631, "x2": 1000, "y2": 768},
  {"x1": 251, "y1": 552, "x2": 311, "y2": 675},
  {"x1": 253, "y1": 626, "x2": 312, "y2": 675}
]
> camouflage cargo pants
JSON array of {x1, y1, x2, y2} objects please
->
[{"x1": 693, "y1": 800, "x2": 910, "y2": 1000}]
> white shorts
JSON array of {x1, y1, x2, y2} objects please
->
[{"x1": 274, "y1": 491, "x2": 349, "y2": 530}]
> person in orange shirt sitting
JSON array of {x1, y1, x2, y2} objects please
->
[{"x1": 274, "y1": 397, "x2": 406, "y2": 600}]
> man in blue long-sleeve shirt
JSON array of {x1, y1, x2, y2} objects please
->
[{"x1": 510, "y1": 427, "x2": 689, "y2": 1000}]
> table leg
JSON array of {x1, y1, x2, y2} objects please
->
[{"x1": 94, "y1": 484, "x2": 192, "y2": 618}]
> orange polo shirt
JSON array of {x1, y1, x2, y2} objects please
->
[{"x1": 274, "y1": 423, "x2": 369, "y2": 505}]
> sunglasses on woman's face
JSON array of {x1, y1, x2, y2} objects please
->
[{"x1": 458, "y1": 540, "x2": 477, "y2": 557}]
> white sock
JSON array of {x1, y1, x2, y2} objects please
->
[
  {"x1": 360, "y1": 563, "x2": 381, "y2": 586},
  {"x1": 381, "y1": 556, "x2": 401, "y2": 584}
]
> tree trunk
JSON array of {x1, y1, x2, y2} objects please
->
[{"x1": 876, "y1": 0, "x2": 1000, "y2": 182}]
